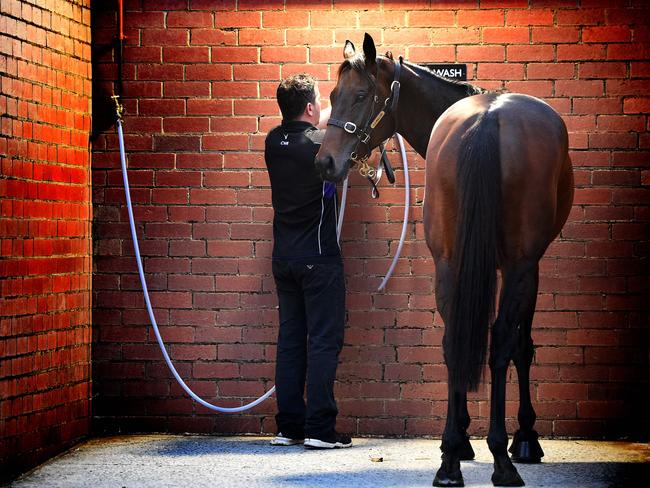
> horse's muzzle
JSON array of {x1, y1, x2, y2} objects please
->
[{"x1": 315, "y1": 154, "x2": 344, "y2": 182}]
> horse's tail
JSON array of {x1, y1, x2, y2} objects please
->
[{"x1": 447, "y1": 108, "x2": 503, "y2": 393}]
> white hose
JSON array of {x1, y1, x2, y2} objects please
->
[
  {"x1": 336, "y1": 177, "x2": 348, "y2": 243},
  {"x1": 117, "y1": 119, "x2": 275, "y2": 413},
  {"x1": 117, "y1": 112, "x2": 407, "y2": 411},
  {"x1": 377, "y1": 133, "x2": 410, "y2": 291}
]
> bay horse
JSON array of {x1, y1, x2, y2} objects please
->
[{"x1": 315, "y1": 34, "x2": 574, "y2": 487}]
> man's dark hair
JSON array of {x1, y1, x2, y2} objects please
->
[{"x1": 276, "y1": 74, "x2": 316, "y2": 121}]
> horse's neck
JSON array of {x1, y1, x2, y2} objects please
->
[{"x1": 396, "y1": 66, "x2": 472, "y2": 158}]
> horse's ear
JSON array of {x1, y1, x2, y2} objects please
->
[
  {"x1": 385, "y1": 50, "x2": 393, "y2": 60},
  {"x1": 344, "y1": 40, "x2": 355, "y2": 59},
  {"x1": 363, "y1": 32, "x2": 377, "y2": 70}
]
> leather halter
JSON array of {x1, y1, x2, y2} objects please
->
[{"x1": 327, "y1": 56, "x2": 403, "y2": 177}]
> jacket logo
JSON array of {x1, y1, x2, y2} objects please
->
[
  {"x1": 306, "y1": 265, "x2": 314, "y2": 270},
  {"x1": 280, "y1": 134, "x2": 289, "y2": 146}
]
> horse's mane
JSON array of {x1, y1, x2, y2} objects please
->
[
  {"x1": 404, "y1": 60, "x2": 486, "y2": 96},
  {"x1": 337, "y1": 54, "x2": 486, "y2": 97},
  {"x1": 337, "y1": 54, "x2": 367, "y2": 78}
]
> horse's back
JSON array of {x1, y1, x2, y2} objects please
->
[{"x1": 424, "y1": 92, "x2": 573, "y2": 264}]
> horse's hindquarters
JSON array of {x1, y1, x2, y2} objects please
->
[{"x1": 424, "y1": 92, "x2": 573, "y2": 264}]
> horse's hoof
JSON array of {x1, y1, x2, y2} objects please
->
[
  {"x1": 433, "y1": 470, "x2": 465, "y2": 487},
  {"x1": 491, "y1": 468, "x2": 525, "y2": 487},
  {"x1": 509, "y1": 430, "x2": 544, "y2": 464},
  {"x1": 510, "y1": 440, "x2": 542, "y2": 463},
  {"x1": 458, "y1": 437, "x2": 475, "y2": 461},
  {"x1": 434, "y1": 452, "x2": 464, "y2": 486}
]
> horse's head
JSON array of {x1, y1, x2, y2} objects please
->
[{"x1": 315, "y1": 33, "x2": 400, "y2": 182}]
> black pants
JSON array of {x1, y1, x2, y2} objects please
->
[{"x1": 272, "y1": 259, "x2": 346, "y2": 439}]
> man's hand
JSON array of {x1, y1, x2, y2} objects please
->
[{"x1": 317, "y1": 106, "x2": 331, "y2": 129}]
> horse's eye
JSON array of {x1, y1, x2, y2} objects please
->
[{"x1": 355, "y1": 93, "x2": 367, "y2": 103}]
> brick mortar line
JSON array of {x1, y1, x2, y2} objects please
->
[
  {"x1": 1, "y1": 346, "x2": 92, "y2": 365},
  {"x1": 0, "y1": 78, "x2": 92, "y2": 111},
  {"x1": 0, "y1": 88, "x2": 91, "y2": 110},
  {"x1": 0, "y1": 8, "x2": 92, "y2": 43},
  {"x1": 0, "y1": 308, "x2": 91, "y2": 320},
  {"x1": 0, "y1": 170, "x2": 92, "y2": 186},
  {"x1": 6, "y1": 0, "x2": 90, "y2": 22},
  {"x1": 1, "y1": 381, "x2": 92, "y2": 407},
  {"x1": 0, "y1": 147, "x2": 92, "y2": 169}
]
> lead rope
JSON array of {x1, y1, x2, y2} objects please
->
[
  {"x1": 334, "y1": 134, "x2": 410, "y2": 290},
  {"x1": 114, "y1": 97, "x2": 275, "y2": 413}
]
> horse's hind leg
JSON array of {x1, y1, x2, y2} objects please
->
[
  {"x1": 434, "y1": 382, "x2": 468, "y2": 487},
  {"x1": 488, "y1": 319, "x2": 523, "y2": 486},
  {"x1": 457, "y1": 389, "x2": 475, "y2": 460},
  {"x1": 509, "y1": 263, "x2": 544, "y2": 463},
  {"x1": 488, "y1": 263, "x2": 539, "y2": 487},
  {"x1": 433, "y1": 258, "x2": 466, "y2": 487}
]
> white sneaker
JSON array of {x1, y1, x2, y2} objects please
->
[
  {"x1": 304, "y1": 433, "x2": 353, "y2": 449},
  {"x1": 270, "y1": 433, "x2": 304, "y2": 446}
]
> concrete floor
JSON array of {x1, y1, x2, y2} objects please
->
[{"x1": 7, "y1": 435, "x2": 650, "y2": 488}]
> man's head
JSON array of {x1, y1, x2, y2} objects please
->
[{"x1": 276, "y1": 73, "x2": 321, "y2": 125}]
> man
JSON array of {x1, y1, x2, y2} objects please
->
[{"x1": 265, "y1": 74, "x2": 351, "y2": 449}]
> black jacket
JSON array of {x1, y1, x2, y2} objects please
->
[{"x1": 264, "y1": 120, "x2": 340, "y2": 262}]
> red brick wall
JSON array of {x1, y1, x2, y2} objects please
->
[
  {"x1": 0, "y1": 0, "x2": 93, "y2": 480},
  {"x1": 92, "y1": 1, "x2": 649, "y2": 439}
]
